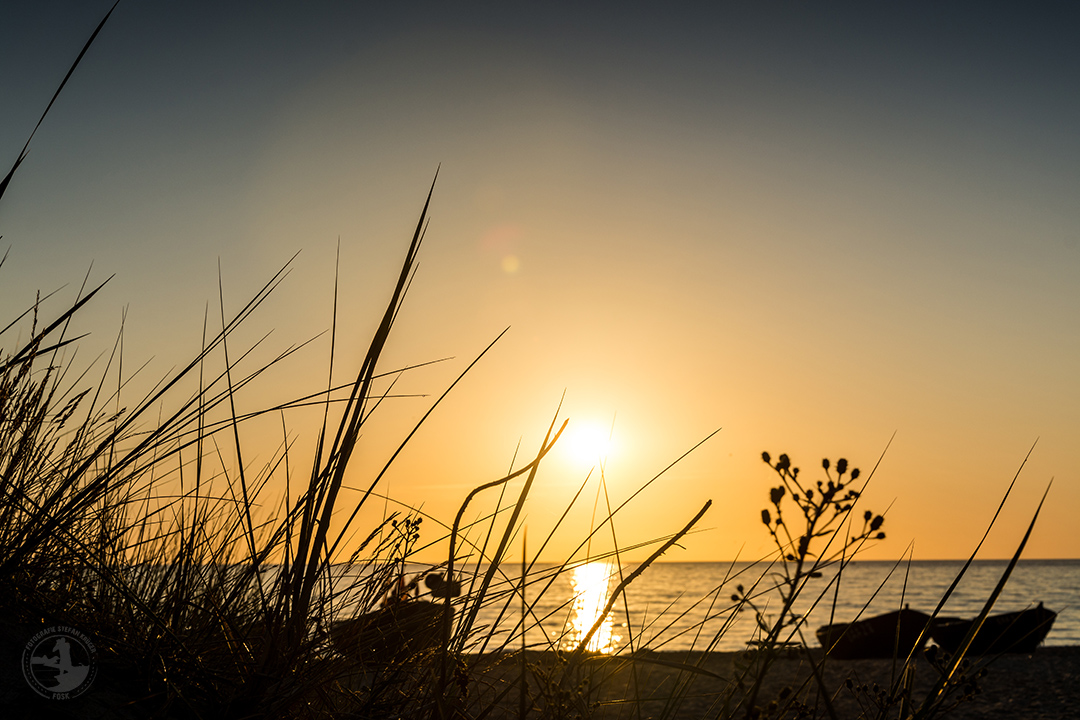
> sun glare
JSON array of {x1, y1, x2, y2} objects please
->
[{"x1": 564, "y1": 420, "x2": 614, "y2": 467}]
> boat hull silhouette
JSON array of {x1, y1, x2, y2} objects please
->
[
  {"x1": 817, "y1": 608, "x2": 934, "y2": 660},
  {"x1": 930, "y1": 603, "x2": 1055, "y2": 655}
]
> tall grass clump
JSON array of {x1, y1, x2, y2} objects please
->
[{"x1": 0, "y1": 189, "x2": 717, "y2": 718}]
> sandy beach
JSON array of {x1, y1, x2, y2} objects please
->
[
  {"x1": 3, "y1": 633, "x2": 1076, "y2": 718},
  {"x1": 470, "y1": 646, "x2": 1080, "y2": 719}
]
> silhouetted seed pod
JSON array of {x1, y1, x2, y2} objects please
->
[
  {"x1": 850, "y1": 468, "x2": 860, "y2": 480},
  {"x1": 864, "y1": 510, "x2": 873, "y2": 522},
  {"x1": 770, "y1": 486, "x2": 785, "y2": 504},
  {"x1": 777, "y1": 454, "x2": 790, "y2": 471},
  {"x1": 805, "y1": 489, "x2": 813, "y2": 500},
  {"x1": 870, "y1": 515, "x2": 884, "y2": 531},
  {"x1": 762, "y1": 451, "x2": 771, "y2": 464},
  {"x1": 822, "y1": 458, "x2": 830, "y2": 470},
  {"x1": 876, "y1": 532, "x2": 886, "y2": 540},
  {"x1": 731, "y1": 594, "x2": 740, "y2": 602},
  {"x1": 761, "y1": 509, "x2": 771, "y2": 525},
  {"x1": 836, "y1": 458, "x2": 848, "y2": 475}
]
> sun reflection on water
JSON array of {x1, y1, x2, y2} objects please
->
[{"x1": 566, "y1": 562, "x2": 620, "y2": 653}]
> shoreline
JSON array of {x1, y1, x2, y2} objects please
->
[{"x1": 469, "y1": 646, "x2": 1080, "y2": 719}]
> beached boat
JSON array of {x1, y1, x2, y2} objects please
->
[
  {"x1": 930, "y1": 602, "x2": 1056, "y2": 655},
  {"x1": 817, "y1": 607, "x2": 934, "y2": 660}
]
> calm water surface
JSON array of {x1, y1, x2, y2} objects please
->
[{"x1": 382, "y1": 560, "x2": 1079, "y2": 654}]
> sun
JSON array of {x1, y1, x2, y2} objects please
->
[{"x1": 563, "y1": 420, "x2": 615, "y2": 467}]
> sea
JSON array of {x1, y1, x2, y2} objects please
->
[{"x1": 378, "y1": 559, "x2": 1080, "y2": 654}]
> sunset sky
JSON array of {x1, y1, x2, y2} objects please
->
[{"x1": 2, "y1": 1, "x2": 1077, "y2": 563}]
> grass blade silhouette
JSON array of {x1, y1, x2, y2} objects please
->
[{"x1": 0, "y1": 1, "x2": 119, "y2": 205}]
